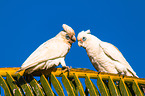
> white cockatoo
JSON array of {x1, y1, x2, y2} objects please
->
[
  {"x1": 77, "y1": 30, "x2": 138, "y2": 77},
  {"x1": 16, "y1": 24, "x2": 76, "y2": 74}
]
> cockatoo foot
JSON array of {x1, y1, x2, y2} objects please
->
[
  {"x1": 118, "y1": 72, "x2": 125, "y2": 78},
  {"x1": 122, "y1": 74, "x2": 126, "y2": 78},
  {"x1": 62, "y1": 66, "x2": 72, "y2": 73},
  {"x1": 98, "y1": 72, "x2": 101, "y2": 74},
  {"x1": 98, "y1": 71, "x2": 102, "y2": 74}
]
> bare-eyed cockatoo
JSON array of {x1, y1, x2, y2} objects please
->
[
  {"x1": 77, "y1": 30, "x2": 138, "y2": 77},
  {"x1": 16, "y1": 24, "x2": 76, "y2": 74}
]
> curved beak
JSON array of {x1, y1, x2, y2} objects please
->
[
  {"x1": 78, "y1": 40, "x2": 82, "y2": 47},
  {"x1": 70, "y1": 35, "x2": 76, "y2": 43}
]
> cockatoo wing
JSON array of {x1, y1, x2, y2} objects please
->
[
  {"x1": 99, "y1": 42, "x2": 137, "y2": 76},
  {"x1": 21, "y1": 37, "x2": 69, "y2": 70}
]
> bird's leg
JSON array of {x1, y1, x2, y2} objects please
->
[
  {"x1": 62, "y1": 66, "x2": 72, "y2": 73},
  {"x1": 118, "y1": 72, "x2": 122, "y2": 77},
  {"x1": 118, "y1": 72, "x2": 126, "y2": 78},
  {"x1": 98, "y1": 71, "x2": 101, "y2": 74},
  {"x1": 60, "y1": 57, "x2": 72, "y2": 73},
  {"x1": 98, "y1": 70, "x2": 102, "y2": 74}
]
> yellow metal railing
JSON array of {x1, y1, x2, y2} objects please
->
[{"x1": 0, "y1": 67, "x2": 145, "y2": 96}]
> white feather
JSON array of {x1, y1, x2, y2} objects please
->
[
  {"x1": 17, "y1": 24, "x2": 75, "y2": 74},
  {"x1": 77, "y1": 30, "x2": 138, "y2": 77}
]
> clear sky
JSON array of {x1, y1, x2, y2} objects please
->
[{"x1": 0, "y1": 0, "x2": 145, "y2": 92}]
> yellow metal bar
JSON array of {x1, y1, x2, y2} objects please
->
[
  {"x1": 0, "y1": 67, "x2": 145, "y2": 84},
  {"x1": 132, "y1": 80, "x2": 144, "y2": 96},
  {"x1": 0, "y1": 75, "x2": 12, "y2": 96},
  {"x1": 0, "y1": 67, "x2": 24, "y2": 76},
  {"x1": 40, "y1": 74, "x2": 55, "y2": 96},
  {"x1": 108, "y1": 76, "x2": 121, "y2": 96},
  {"x1": 0, "y1": 67, "x2": 145, "y2": 95},
  {"x1": 85, "y1": 75, "x2": 100, "y2": 96},
  {"x1": 6, "y1": 73, "x2": 23, "y2": 96},
  {"x1": 29, "y1": 75, "x2": 44, "y2": 96},
  {"x1": 62, "y1": 73, "x2": 76, "y2": 96},
  {"x1": 51, "y1": 73, "x2": 65, "y2": 96},
  {"x1": 97, "y1": 75, "x2": 110, "y2": 96},
  {"x1": 73, "y1": 73, "x2": 85, "y2": 96},
  {"x1": 17, "y1": 74, "x2": 34, "y2": 96},
  {"x1": 119, "y1": 78, "x2": 132, "y2": 96},
  {"x1": 67, "y1": 77, "x2": 79, "y2": 96}
]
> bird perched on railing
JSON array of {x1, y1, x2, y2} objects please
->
[
  {"x1": 16, "y1": 24, "x2": 76, "y2": 74},
  {"x1": 77, "y1": 30, "x2": 138, "y2": 77}
]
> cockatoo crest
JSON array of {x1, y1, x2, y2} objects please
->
[
  {"x1": 77, "y1": 30, "x2": 100, "y2": 48},
  {"x1": 85, "y1": 29, "x2": 91, "y2": 34},
  {"x1": 63, "y1": 24, "x2": 75, "y2": 35},
  {"x1": 61, "y1": 24, "x2": 76, "y2": 44},
  {"x1": 77, "y1": 30, "x2": 91, "y2": 39}
]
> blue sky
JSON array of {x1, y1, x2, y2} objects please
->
[
  {"x1": 0, "y1": 0, "x2": 145, "y2": 93},
  {"x1": 1, "y1": 0, "x2": 145, "y2": 77}
]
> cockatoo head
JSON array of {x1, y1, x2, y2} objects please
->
[
  {"x1": 59, "y1": 24, "x2": 76, "y2": 44},
  {"x1": 77, "y1": 30, "x2": 91, "y2": 48}
]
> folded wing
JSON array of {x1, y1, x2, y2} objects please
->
[{"x1": 99, "y1": 42, "x2": 138, "y2": 77}]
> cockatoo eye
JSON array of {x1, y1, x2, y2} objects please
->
[
  {"x1": 66, "y1": 34, "x2": 70, "y2": 40},
  {"x1": 82, "y1": 37, "x2": 87, "y2": 41}
]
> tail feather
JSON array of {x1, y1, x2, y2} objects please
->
[{"x1": 15, "y1": 68, "x2": 23, "y2": 74}]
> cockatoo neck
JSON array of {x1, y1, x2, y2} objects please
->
[
  {"x1": 91, "y1": 35, "x2": 102, "y2": 43},
  {"x1": 55, "y1": 32, "x2": 62, "y2": 38},
  {"x1": 85, "y1": 35, "x2": 102, "y2": 53},
  {"x1": 55, "y1": 32, "x2": 72, "y2": 47}
]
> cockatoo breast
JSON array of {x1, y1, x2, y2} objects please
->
[{"x1": 86, "y1": 42, "x2": 115, "y2": 72}]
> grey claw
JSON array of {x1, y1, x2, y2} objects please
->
[{"x1": 62, "y1": 66, "x2": 71, "y2": 73}]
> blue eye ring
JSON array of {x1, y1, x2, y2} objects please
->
[
  {"x1": 66, "y1": 34, "x2": 70, "y2": 40},
  {"x1": 82, "y1": 37, "x2": 87, "y2": 41}
]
